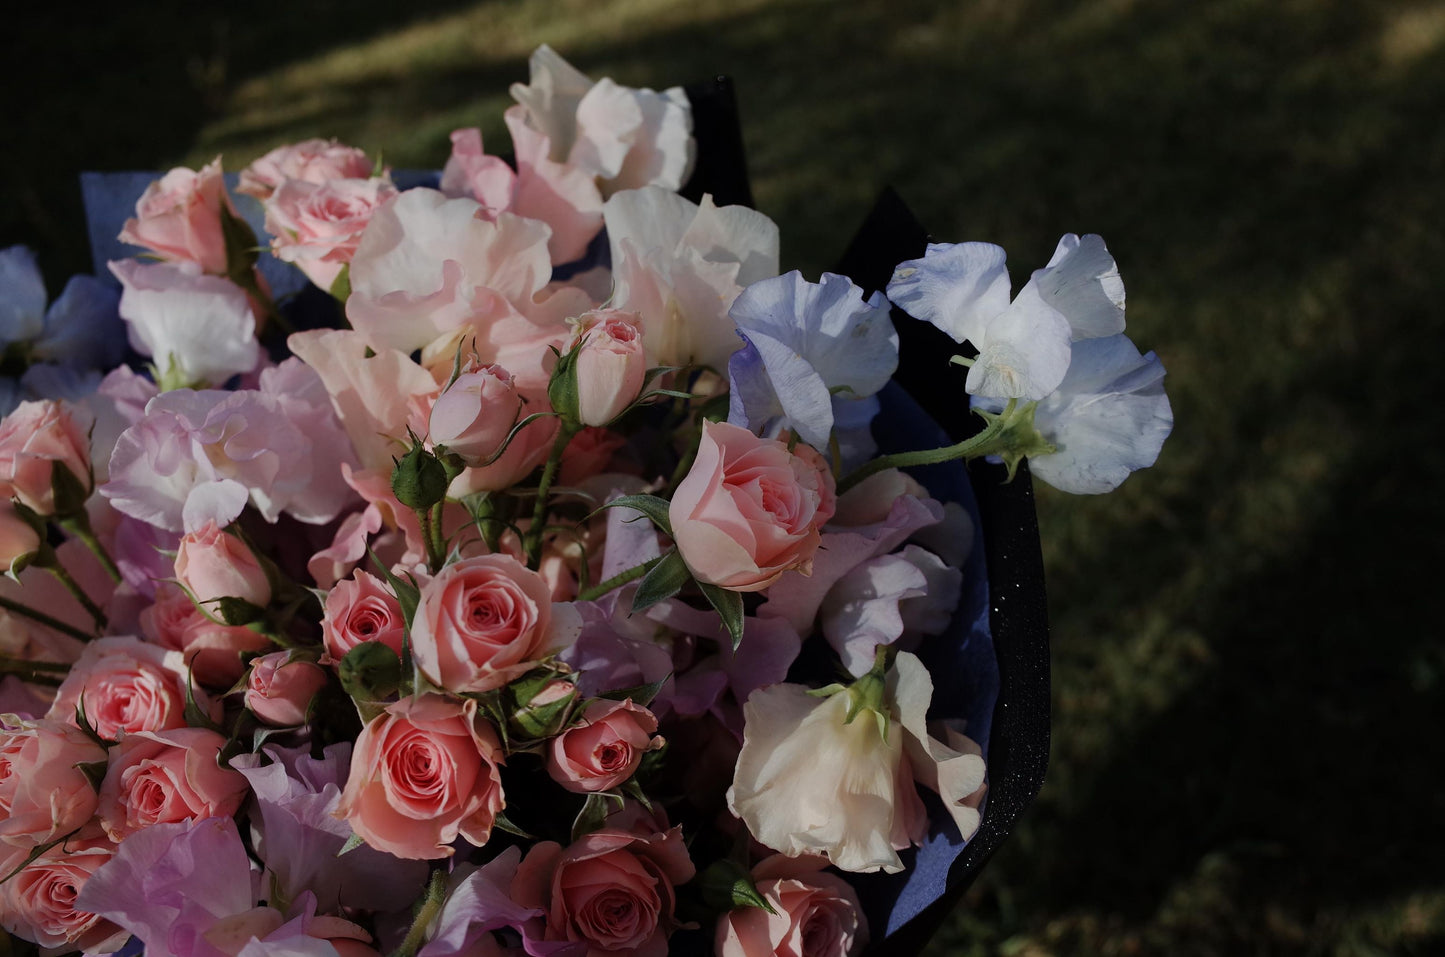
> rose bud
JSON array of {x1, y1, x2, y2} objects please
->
[
  {"x1": 509, "y1": 677, "x2": 577, "y2": 740},
  {"x1": 118, "y1": 158, "x2": 230, "y2": 274},
  {"x1": 573, "y1": 310, "x2": 647, "y2": 427},
  {"x1": 0, "y1": 399, "x2": 93, "y2": 517},
  {"x1": 0, "y1": 501, "x2": 41, "y2": 575},
  {"x1": 428, "y1": 363, "x2": 523, "y2": 465},
  {"x1": 245, "y1": 652, "x2": 329, "y2": 727},
  {"x1": 174, "y1": 520, "x2": 272, "y2": 608},
  {"x1": 547, "y1": 698, "x2": 663, "y2": 793}
]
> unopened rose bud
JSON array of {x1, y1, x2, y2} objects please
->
[
  {"x1": 245, "y1": 652, "x2": 328, "y2": 726},
  {"x1": 509, "y1": 677, "x2": 577, "y2": 740},
  {"x1": 0, "y1": 400, "x2": 93, "y2": 517},
  {"x1": 391, "y1": 443, "x2": 448, "y2": 510},
  {"x1": 174, "y1": 520, "x2": 272, "y2": 607},
  {"x1": 428, "y1": 364, "x2": 523, "y2": 465},
  {"x1": 573, "y1": 310, "x2": 647, "y2": 427}
]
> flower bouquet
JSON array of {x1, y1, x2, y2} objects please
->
[{"x1": 0, "y1": 47, "x2": 1172, "y2": 957}]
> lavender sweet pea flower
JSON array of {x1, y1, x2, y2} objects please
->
[
  {"x1": 418, "y1": 847, "x2": 570, "y2": 957},
  {"x1": 727, "y1": 271, "x2": 897, "y2": 451},
  {"x1": 0, "y1": 246, "x2": 48, "y2": 347},
  {"x1": 975, "y1": 333, "x2": 1172, "y2": 494},
  {"x1": 231, "y1": 743, "x2": 428, "y2": 915},
  {"x1": 31, "y1": 272, "x2": 125, "y2": 370},
  {"x1": 819, "y1": 545, "x2": 963, "y2": 677}
]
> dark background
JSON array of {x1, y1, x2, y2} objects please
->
[{"x1": 4, "y1": 1, "x2": 1443, "y2": 952}]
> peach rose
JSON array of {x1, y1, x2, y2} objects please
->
[
  {"x1": 119, "y1": 157, "x2": 230, "y2": 274},
  {"x1": 321, "y1": 570, "x2": 407, "y2": 661},
  {"x1": 0, "y1": 399, "x2": 93, "y2": 516},
  {"x1": 142, "y1": 583, "x2": 273, "y2": 687},
  {"x1": 96, "y1": 726, "x2": 248, "y2": 841},
  {"x1": 244, "y1": 652, "x2": 328, "y2": 726},
  {"x1": 0, "y1": 716, "x2": 106, "y2": 855},
  {"x1": 238, "y1": 138, "x2": 375, "y2": 200},
  {"x1": 716, "y1": 856, "x2": 867, "y2": 957},
  {"x1": 513, "y1": 822, "x2": 695, "y2": 957},
  {"x1": 547, "y1": 698, "x2": 663, "y2": 793},
  {"x1": 669, "y1": 421, "x2": 836, "y2": 592},
  {"x1": 45, "y1": 636, "x2": 207, "y2": 741},
  {"x1": 410, "y1": 554, "x2": 574, "y2": 694},
  {"x1": 265, "y1": 176, "x2": 398, "y2": 291},
  {"x1": 174, "y1": 520, "x2": 272, "y2": 608},
  {"x1": 428, "y1": 363, "x2": 524, "y2": 464},
  {"x1": 335, "y1": 694, "x2": 505, "y2": 860},
  {"x1": 573, "y1": 310, "x2": 647, "y2": 427},
  {"x1": 0, "y1": 838, "x2": 125, "y2": 953}
]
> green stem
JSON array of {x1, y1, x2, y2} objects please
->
[
  {"x1": 60, "y1": 515, "x2": 122, "y2": 584},
  {"x1": 390, "y1": 869, "x2": 447, "y2": 957},
  {"x1": 836, "y1": 399, "x2": 1018, "y2": 495},
  {"x1": 524, "y1": 424, "x2": 577, "y2": 570},
  {"x1": 43, "y1": 564, "x2": 106, "y2": 633},
  {"x1": 0, "y1": 595, "x2": 95, "y2": 643},
  {"x1": 416, "y1": 506, "x2": 444, "y2": 574},
  {"x1": 576, "y1": 556, "x2": 664, "y2": 601}
]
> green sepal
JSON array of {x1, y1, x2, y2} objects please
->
[
  {"x1": 49, "y1": 463, "x2": 91, "y2": 519},
  {"x1": 219, "y1": 202, "x2": 261, "y2": 281},
  {"x1": 391, "y1": 444, "x2": 449, "y2": 511},
  {"x1": 621, "y1": 778, "x2": 653, "y2": 811},
  {"x1": 547, "y1": 338, "x2": 582, "y2": 426},
  {"x1": 337, "y1": 832, "x2": 367, "y2": 857},
  {"x1": 597, "y1": 673, "x2": 670, "y2": 708},
  {"x1": 216, "y1": 596, "x2": 265, "y2": 627},
  {"x1": 697, "y1": 859, "x2": 777, "y2": 915},
  {"x1": 338, "y1": 640, "x2": 402, "y2": 703},
  {"x1": 329, "y1": 264, "x2": 351, "y2": 302},
  {"x1": 630, "y1": 550, "x2": 689, "y2": 613},
  {"x1": 698, "y1": 581, "x2": 745, "y2": 650},
  {"x1": 183, "y1": 666, "x2": 223, "y2": 734},
  {"x1": 368, "y1": 548, "x2": 420, "y2": 631},
  {"x1": 571, "y1": 791, "x2": 625, "y2": 843},
  {"x1": 492, "y1": 810, "x2": 537, "y2": 840},
  {"x1": 0, "y1": 830, "x2": 79, "y2": 886},
  {"x1": 595, "y1": 494, "x2": 673, "y2": 538},
  {"x1": 73, "y1": 696, "x2": 112, "y2": 748},
  {"x1": 77, "y1": 759, "x2": 108, "y2": 792}
]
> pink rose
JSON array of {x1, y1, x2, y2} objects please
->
[
  {"x1": 547, "y1": 698, "x2": 663, "y2": 793},
  {"x1": 335, "y1": 695, "x2": 505, "y2": 859},
  {"x1": 410, "y1": 554, "x2": 574, "y2": 693},
  {"x1": 0, "y1": 500, "x2": 40, "y2": 573},
  {"x1": 238, "y1": 138, "x2": 375, "y2": 200},
  {"x1": 447, "y1": 410, "x2": 560, "y2": 496},
  {"x1": 669, "y1": 421, "x2": 836, "y2": 592},
  {"x1": 142, "y1": 583, "x2": 273, "y2": 687},
  {"x1": 46, "y1": 636, "x2": 208, "y2": 741},
  {"x1": 0, "y1": 399, "x2": 93, "y2": 516},
  {"x1": 428, "y1": 363, "x2": 524, "y2": 464},
  {"x1": 175, "y1": 520, "x2": 272, "y2": 608},
  {"x1": 119, "y1": 157, "x2": 231, "y2": 274},
  {"x1": 0, "y1": 838, "x2": 125, "y2": 953},
  {"x1": 322, "y1": 570, "x2": 407, "y2": 661},
  {"x1": 96, "y1": 726, "x2": 248, "y2": 841},
  {"x1": 573, "y1": 310, "x2": 646, "y2": 427},
  {"x1": 244, "y1": 652, "x2": 328, "y2": 727},
  {"x1": 715, "y1": 856, "x2": 867, "y2": 957},
  {"x1": 265, "y1": 177, "x2": 399, "y2": 291},
  {"x1": 0, "y1": 716, "x2": 106, "y2": 855},
  {"x1": 513, "y1": 822, "x2": 695, "y2": 957}
]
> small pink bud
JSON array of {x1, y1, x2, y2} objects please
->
[
  {"x1": 428, "y1": 363, "x2": 523, "y2": 464},
  {"x1": 174, "y1": 520, "x2": 272, "y2": 607},
  {"x1": 574, "y1": 311, "x2": 647, "y2": 427},
  {"x1": 245, "y1": 652, "x2": 328, "y2": 726}
]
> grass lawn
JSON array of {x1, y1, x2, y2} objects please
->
[{"x1": 4, "y1": 1, "x2": 1443, "y2": 953}]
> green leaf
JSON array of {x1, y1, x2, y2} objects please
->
[
  {"x1": 183, "y1": 666, "x2": 223, "y2": 733},
  {"x1": 492, "y1": 810, "x2": 537, "y2": 840},
  {"x1": 216, "y1": 596, "x2": 265, "y2": 627},
  {"x1": 630, "y1": 551, "x2": 690, "y2": 613},
  {"x1": 698, "y1": 581, "x2": 745, "y2": 650},
  {"x1": 697, "y1": 859, "x2": 777, "y2": 915},
  {"x1": 621, "y1": 778, "x2": 653, "y2": 811},
  {"x1": 338, "y1": 640, "x2": 402, "y2": 702},
  {"x1": 77, "y1": 759, "x2": 107, "y2": 792},
  {"x1": 219, "y1": 202, "x2": 261, "y2": 279},
  {"x1": 596, "y1": 494, "x2": 673, "y2": 538},
  {"x1": 368, "y1": 548, "x2": 420, "y2": 630},
  {"x1": 597, "y1": 673, "x2": 671, "y2": 707},
  {"x1": 337, "y1": 832, "x2": 367, "y2": 857},
  {"x1": 329, "y1": 264, "x2": 351, "y2": 302},
  {"x1": 571, "y1": 791, "x2": 624, "y2": 842}
]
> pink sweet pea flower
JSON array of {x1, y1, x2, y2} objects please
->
[
  {"x1": 119, "y1": 157, "x2": 231, "y2": 275},
  {"x1": 669, "y1": 421, "x2": 836, "y2": 592}
]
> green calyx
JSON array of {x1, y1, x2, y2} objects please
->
[
  {"x1": 844, "y1": 645, "x2": 893, "y2": 743},
  {"x1": 973, "y1": 400, "x2": 1056, "y2": 481}
]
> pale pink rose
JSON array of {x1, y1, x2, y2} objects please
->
[
  {"x1": 265, "y1": 177, "x2": 398, "y2": 291},
  {"x1": 446, "y1": 409, "x2": 560, "y2": 496},
  {"x1": 428, "y1": 363, "x2": 523, "y2": 464},
  {"x1": 245, "y1": 652, "x2": 328, "y2": 727},
  {"x1": 175, "y1": 519, "x2": 272, "y2": 607},
  {"x1": 0, "y1": 716, "x2": 106, "y2": 854},
  {"x1": 512, "y1": 821, "x2": 695, "y2": 957},
  {"x1": 321, "y1": 570, "x2": 406, "y2": 661},
  {"x1": 669, "y1": 421, "x2": 836, "y2": 592},
  {"x1": 0, "y1": 399, "x2": 93, "y2": 516},
  {"x1": 410, "y1": 554, "x2": 577, "y2": 694},
  {"x1": 439, "y1": 128, "x2": 517, "y2": 214},
  {"x1": 96, "y1": 726, "x2": 248, "y2": 841},
  {"x1": 573, "y1": 310, "x2": 646, "y2": 427},
  {"x1": 118, "y1": 158, "x2": 230, "y2": 274},
  {"x1": 335, "y1": 694, "x2": 505, "y2": 859},
  {"x1": 547, "y1": 698, "x2": 662, "y2": 793},
  {"x1": 45, "y1": 636, "x2": 208, "y2": 741},
  {"x1": 715, "y1": 856, "x2": 867, "y2": 957},
  {"x1": 0, "y1": 838, "x2": 126, "y2": 953},
  {"x1": 0, "y1": 500, "x2": 40, "y2": 573},
  {"x1": 142, "y1": 582, "x2": 273, "y2": 688},
  {"x1": 238, "y1": 138, "x2": 375, "y2": 200}
]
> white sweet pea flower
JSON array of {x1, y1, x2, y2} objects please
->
[
  {"x1": 976, "y1": 333, "x2": 1172, "y2": 494},
  {"x1": 604, "y1": 186, "x2": 778, "y2": 371},
  {"x1": 108, "y1": 259, "x2": 260, "y2": 389},
  {"x1": 887, "y1": 234, "x2": 1127, "y2": 401}
]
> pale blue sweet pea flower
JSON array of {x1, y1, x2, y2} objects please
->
[
  {"x1": 32, "y1": 273, "x2": 125, "y2": 370},
  {"x1": 0, "y1": 246, "x2": 48, "y2": 348},
  {"x1": 726, "y1": 270, "x2": 898, "y2": 451}
]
